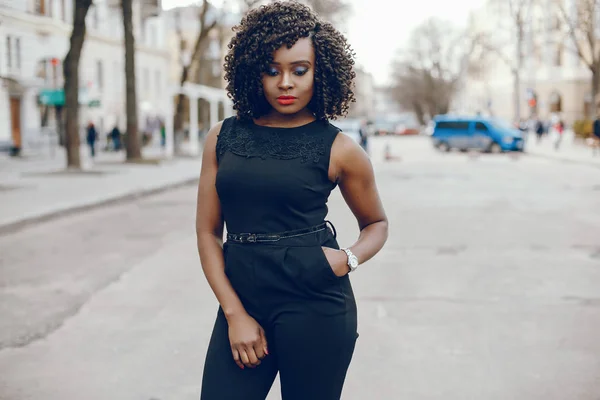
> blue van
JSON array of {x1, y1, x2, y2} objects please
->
[{"x1": 431, "y1": 115, "x2": 524, "y2": 153}]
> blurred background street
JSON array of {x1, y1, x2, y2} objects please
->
[
  {"x1": 1, "y1": 136, "x2": 599, "y2": 399},
  {"x1": 1, "y1": 0, "x2": 600, "y2": 398}
]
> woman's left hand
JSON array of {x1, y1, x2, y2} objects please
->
[{"x1": 322, "y1": 247, "x2": 349, "y2": 277}]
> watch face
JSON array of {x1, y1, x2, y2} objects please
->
[{"x1": 349, "y1": 256, "x2": 359, "y2": 269}]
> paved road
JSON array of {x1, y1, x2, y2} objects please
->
[{"x1": 1, "y1": 136, "x2": 599, "y2": 399}]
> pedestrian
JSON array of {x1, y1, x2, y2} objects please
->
[
  {"x1": 86, "y1": 121, "x2": 97, "y2": 158},
  {"x1": 359, "y1": 118, "x2": 369, "y2": 153},
  {"x1": 195, "y1": 2, "x2": 388, "y2": 399},
  {"x1": 110, "y1": 125, "x2": 121, "y2": 151},
  {"x1": 554, "y1": 119, "x2": 565, "y2": 150},
  {"x1": 535, "y1": 117, "x2": 544, "y2": 144},
  {"x1": 593, "y1": 114, "x2": 600, "y2": 157},
  {"x1": 160, "y1": 121, "x2": 166, "y2": 148}
]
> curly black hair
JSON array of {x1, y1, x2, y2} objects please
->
[{"x1": 223, "y1": 1, "x2": 356, "y2": 121}]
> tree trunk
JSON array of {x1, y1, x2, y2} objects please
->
[
  {"x1": 514, "y1": 16, "x2": 524, "y2": 123},
  {"x1": 122, "y1": 0, "x2": 142, "y2": 160},
  {"x1": 592, "y1": 63, "x2": 600, "y2": 111},
  {"x1": 63, "y1": 0, "x2": 93, "y2": 169},
  {"x1": 55, "y1": 105, "x2": 64, "y2": 146},
  {"x1": 172, "y1": 4, "x2": 217, "y2": 154},
  {"x1": 173, "y1": 65, "x2": 190, "y2": 133},
  {"x1": 412, "y1": 101, "x2": 426, "y2": 126},
  {"x1": 513, "y1": 69, "x2": 521, "y2": 122}
]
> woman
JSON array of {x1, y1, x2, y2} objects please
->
[
  {"x1": 86, "y1": 121, "x2": 97, "y2": 158},
  {"x1": 196, "y1": 2, "x2": 388, "y2": 399}
]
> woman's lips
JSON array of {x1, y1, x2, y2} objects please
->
[{"x1": 277, "y1": 96, "x2": 297, "y2": 105}]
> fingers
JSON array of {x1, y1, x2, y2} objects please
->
[
  {"x1": 245, "y1": 345, "x2": 261, "y2": 367},
  {"x1": 238, "y1": 346, "x2": 250, "y2": 367},
  {"x1": 231, "y1": 347, "x2": 244, "y2": 370},
  {"x1": 230, "y1": 325, "x2": 270, "y2": 370},
  {"x1": 253, "y1": 341, "x2": 265, "y2": 361},
  {"x1": 233, "y1": 345, "x2": 261, "y2": 369},
  {"x1": 260, "y1": 327, "x2": 269, "y2": 356}
]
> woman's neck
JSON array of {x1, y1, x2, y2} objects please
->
[{"x1": 253, "y1": 109, "x2": 315, "y2": 128}]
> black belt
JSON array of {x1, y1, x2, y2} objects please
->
[{"x1": 226, "y1": 221, "x2": 335, "y2": 244}]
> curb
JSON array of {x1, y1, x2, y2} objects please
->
[
  {"x1": 525, "y1": 151, "x2": 600, "y2": 169},
  {"x1": 0, "y1": 177, "x2": 199, "y2": 236}
]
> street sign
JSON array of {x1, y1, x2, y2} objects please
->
[
  {"x1": 39, "y1": 89, "x2": 64, "y2": 105},
  {"x1": 38, "y1": 89, "x2": 101, "y2": 107}
]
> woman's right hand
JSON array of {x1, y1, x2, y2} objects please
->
[{"x1": 227, "y1": 312, "x2": 269, "y2": 369}]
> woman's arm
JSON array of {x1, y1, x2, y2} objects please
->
[
  {"x1": 324, "y1": 133, "x2": 388, "y2": 275},
  {"x1": 196, "y1": 122, "x2": 246, "y2": 318},
  {"x1": 196, "y1": 122, "x2": 267, "y2": 369}
]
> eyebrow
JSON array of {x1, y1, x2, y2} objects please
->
[{"x1": 270, "y1": 60, "x2": 312, "y2": 66}]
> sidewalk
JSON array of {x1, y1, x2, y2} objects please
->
[
  {"x1": 524, "y1": 131, "x2": 600, "y2": 167},
  {"x1": 0, "y1": 144, "x2": 202, "y2": 231}
]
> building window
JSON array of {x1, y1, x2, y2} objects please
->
[
  {"x1": 552, "y1": 14, "x2": 560, "y2": 31},
  {"x1": 96, "y1": 60, "x2": 103, "y2": 91},
  {"x1": 113, "y1": 61, "x2": 120, "y2": 91},
  {"x1": 15, "y1": 38, "x2": 21, "y2": 70},
  {"x1": 549, "y1": 91, "x2": 562, "y2": 113},
  {"x1": 155, "y1": 70, "x2": 161, "y2": 96},
  {"x1": 6, "y1": 36, "x2": 11, "y2": 68},
  {"x1": 34, "y1": 0, "x2": 45, "y2": 15},
  {"x1": 554, "y1": 44, "x2": 563, "y2": 66},
  {"x1": 149, "y1": 25, "x2": 157, "y2": 47},
  {"x1": 143, "y1": 67, "x2": 149, "y2": 94},
  {"x1": 34, "y1": 0, "x2": 46, "y2": 15}
]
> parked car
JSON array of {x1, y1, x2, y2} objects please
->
[
  {"x1": 395, "y1": 124, "x2": 420, "y2": 135},
  {"x1": 373, "y1": 121, "x2": 395, "y2": 136},
  {"x1": 431, "y1": 115, "x2": 524, "y2": 153}
]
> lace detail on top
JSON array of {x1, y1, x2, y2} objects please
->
[{"x1": 217, "y1": 118, "x2": 335, "y2": 164}]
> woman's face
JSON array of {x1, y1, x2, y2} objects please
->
[{"x1": 261, "y1": 37, "x2": 315, "y2": 116}]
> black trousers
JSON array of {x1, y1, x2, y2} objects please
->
[{"x1": 200, "y1": 225, "x2": 358, "y2": 400}]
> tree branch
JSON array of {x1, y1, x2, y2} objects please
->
[{"x1": 557, "y1": 1, "x2": 593, "y2": 69}]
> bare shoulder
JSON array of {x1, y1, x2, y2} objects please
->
[
  {"x1": 330, "y1": 131, "x2": 371, "y2": 181},
  {"x1": 203, "y1": 120, "x2": 228, "y2": 153}
]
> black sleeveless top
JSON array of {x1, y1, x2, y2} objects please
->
[{"x1": 215, "y1": 116, "x2": 341, "y2": 234}]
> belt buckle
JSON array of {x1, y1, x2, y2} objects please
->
[{"x1": 247, "y1": 234, "x2": 257, "y2": 243}]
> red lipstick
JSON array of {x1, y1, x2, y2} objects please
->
[{"x1": 277, "y1": 96, "x2": 297, "y2": 105}]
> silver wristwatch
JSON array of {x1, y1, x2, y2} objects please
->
[{"x1": 341, "y1": 248, "x2": 359, "y2": 273}]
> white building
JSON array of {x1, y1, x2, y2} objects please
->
[
  {"x1": 347, "y1": 66, "x2": 375, "y2": 119},
  {"x1": 0, "y1": 0, "x2": 170, "y2": 154},
  {"x1": 464, "y1": 0, "x2": 591, "y2": 125}
]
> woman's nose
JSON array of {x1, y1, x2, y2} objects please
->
[{"x1": 278, "y1": 72, "x2": 293, "y2": 90}]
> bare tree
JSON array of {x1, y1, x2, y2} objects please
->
[
  {"x1": 482, "y1": 0, "x2": 537, "y2": 122},
  {"x1": 559, "y1": 0, "x2": 600, "y2": 106},
  {"x1": 172, "y1": 0, "x2": 218, "y2": 146},
  {"x1": 238, "y1": 0, "x2": 350, "y2": 22},
  {"x1": 302, "y1": 0, "x2": 350, "y2": 25},
  {"x1": 63, "y1": 0, "x2": 93, "y2": 169},
  {"x1": 121, "y1": 0, "x2": 142, "y2": 160},
  {"x1": 391, "y1": 18, "x2": 482, "y2": 125}
]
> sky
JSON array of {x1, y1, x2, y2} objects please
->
[{"x1": 162, "y1": 0, "x2": 487, "y2": 86}]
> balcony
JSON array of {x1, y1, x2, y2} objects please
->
[{"x1": 106, "y1": 0, "x2": 161, "y2": 19}]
